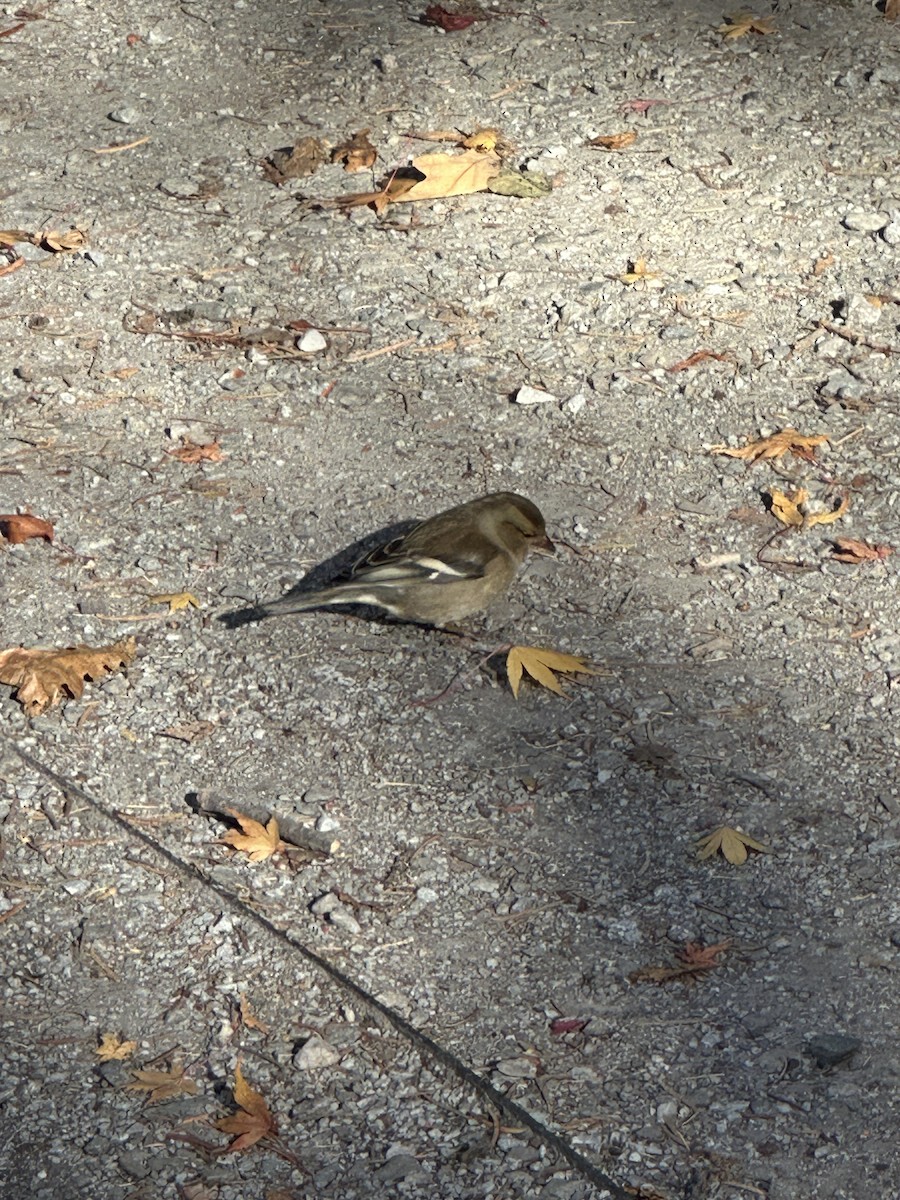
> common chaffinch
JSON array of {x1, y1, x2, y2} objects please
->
[{"x1": 225, "y1": 492, "x2": 554, "y2": 628}]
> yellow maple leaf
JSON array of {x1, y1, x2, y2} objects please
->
[
  {"x1": 222, "y1": 809, "x2": 284, "y2": 862},
  {"x1": 718, "y1": 11, "x2": 777, "y2": 39},
  {"x1": 506, "y1": 646, "x2": 602, "y2": 699},
  {"x1": 697, "y1": 825, "x2": 770, "y2": 865},
  {"x1": 126, "y1": 1063, "x2": 199, "y2": 1103},
  {"x1": 147, "y1": 591, "x2": 200, "y2": 612},
  {"x1": 766, "y1": 486, "x2": 807, "y2": 527},
  {"x1": 215, "y1": 1061, "x2": 277, "y2": 1152},
  {"x1": 619, "y1": 256, "x2": 661, "y2": 285},
  {"x1": 711, "y1": 428, "x2": 828, "y2": 465},
  {"x1": 96, "y1": 1032, "x2": 137, "y2": 1061},
  {"x1": 0, "y1": 638, "x2": 136, "y2": 716}
]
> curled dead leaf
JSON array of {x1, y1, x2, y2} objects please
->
[
  {"x1": 830, "y1": 537, "x2": 894, "y2": 564},
  {"x1": 711, "y1": 428, "x2": 828, "y2": 465},
  {"x1": 587, "y1": 131, "x2": 638, "y2": 150},
  {"x1": 222, "y1": 808, "x2": 284, "y2": 862},
  {"x1": 331, "y1": 128, "x2": 377, "y2": 173},
  {"x1": 166, "y1": 438, "x2": 225, "y2": 463},
  {"x1": 96, "y1": 1032, "x2": 137, "y2": 1061},
  {"x1": 126, "y1": 1063, "x2": 198, "y2": 1103},
  {"x1": 718, "y1": 12, "x2": 777, "y2": 39},
  {"x1": 0, "y1": 512, "x2": 54, "y2": 544}
]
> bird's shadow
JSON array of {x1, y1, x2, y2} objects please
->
[{"x1": 218, "y1": 519, "x2": 418, "y2": 629}]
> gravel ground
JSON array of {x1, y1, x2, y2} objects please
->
[{"x1": 2, "y1": 2, "x2": 899, "y2": 1198}]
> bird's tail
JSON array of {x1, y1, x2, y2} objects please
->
[{"x1": 219, "y1": 584, "x2": 388, "y2": 627}]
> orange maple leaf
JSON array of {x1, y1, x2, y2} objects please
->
[
  {"x1": 167, "y1": 439, "x2": 225, "y2": 463},
  {"x1": 215, "y1": 1061, "x2": 277, "y2": 1152}
]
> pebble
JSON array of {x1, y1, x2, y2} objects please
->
[
  {"x1": 108, "y1": 107, "x2": 139, "y2": 125},
  {"x1": 298, "y1": 328, "x2": 328, "y2": 353},
  {"x1": 806, "y1": 1033, "x2": 861, "y2": 1068},
  {"x1": 514, "y1": 384, "x2": 557, "y2": 406},
  {"x1": 294, "y1": 1032, "x2": 341, "y2": 1070},
  {"x1": 842, "y1": 210, "x2": 890, "y2": 233},
  {"x1": 563, "y1": 392, "x2": 588, "y2": 416},
  {"x1": 821, "y1": 367, "x2": 866, "y2": 402}
]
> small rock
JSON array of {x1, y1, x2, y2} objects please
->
[
  {"x1": 821, "y1": 367, "x2": 866, "y2": 402},
  {"x1": 514, "y1": 384, "x2": 557, "y2": 406},
  {"x1": 806, "y1": 1033, "x2": 861, "y2": 1068},
  {"x1": 374, "y1": 1154, "x2": 424, "y2": 1182},
  {"x1": 846, "y1": 293, "x2": 885, "y2": 328},
  {"x1": 297, "y1": 328, "x2": 327, "y2": 353},
  {"x1": 294, "y1": 1033, "x2": 340, "y2": 1070},
  {"x1": 108, "y1": 107, "x2": 139, "y2": 125},
  {"x1": 118, "y1": 1152, "x2": 151, "y2": 1180},
  {"x1": 842, "y1": 210, "x2": 890, "y2": 233},
  {"x1": 562, "y1": 392, "x2": 587, "y2": 416}
]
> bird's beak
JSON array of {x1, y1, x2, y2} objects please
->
[{"x1": 534, "y1": 534, "x2": 556, "y2": 556}]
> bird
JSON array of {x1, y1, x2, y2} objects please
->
[{"x1": 222, "y1": 491, "x2": 554, "y2": 628}]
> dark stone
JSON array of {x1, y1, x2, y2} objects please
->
[{"x1": 806, "y1": 1033, "x2": 861, "y2": 1068}]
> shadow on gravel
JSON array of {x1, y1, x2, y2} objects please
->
[{"x1": 218, "y1": 519, "x2": 418, "y2": 627}]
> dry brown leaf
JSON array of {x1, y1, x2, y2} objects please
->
[
  {"x1": 223, "y1": 809, "x2": 284, "y2": 862},
  {"x1": 215, "y1": 1061, "x2": 277, "y2": 1152},
  {"x1": 167, "y1": 438, "x2": 225, "y2": 463},
  {"x1": 41, "y1": 227, "x2": 88, "y2": 252},
  {"x1": 0, "y1": 512, "x2": 54, "y2": 544},
  {"x1": 147, "y1": 591, "x2": 200, "y2": 612},
  {"x1": 718, "y1": 11, "x2": 776, "y2": 38},
  {"x1": 830, "y1": 537, "x2": 894, "y2": 564},
  {"x1": 666, "y1": 350, "x2": 731, "y2": 373},
  {"x1": 0, "y1": 637, "x2": 136, "y2": 717},
  {"x1": 262, "y1": 137, "x2": 327, "y2": 183},
  {"x1": 711, "y1": 428, "x2": 828, "y2": 465},
  {"x1": 397, "y1": 147, "x2": 502, "y2": 202},
  {"x1": 885, "y1": 0, "x2": 900, "y2": 19},
  {"x1": 587, "y1": 131, "x2": 638, "y2": 150},
  {"x1": 331, "y1": 128, "x2": 377, "y2": 172},
  {"x1": 239, "y1": 994, "x2": 270, "y2": 1034},
  {"x1": 619, "y1": 257, "x2": 661, "y2": 285},
  {"x1": 766, "y1": 486, "x2": 807, "y2": 527},
  {"x1": 506, "y1": 646, "x2": 602, "y2": 699},
  {"x1": 804, "y1": 492, "x2": 850, "y2": 529},
  {"x1": 126, "y1": 1063, "x2": 199, "y2": 1103},
  {"x1": 630, "y1": 939, "x2": 732, "y2": 985},
  {"x1": 0, "y1": 229, "x2": 31, "y2": 245},
  {"x1": 96, "y1": 1032, "x2": 137, "y2": 1061},
  {"x1": 697, "y1": 825, "x2": 770, "y2": 865}
]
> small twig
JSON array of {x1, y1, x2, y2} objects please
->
[
  {"x1": 92, "y1": 136, "x2": 151, "y2": 155},
  {"x1": 818, "y1": 320, "x2": 898, "y2": 356},
  {"x1": 344, "y1": 337, "x2": 415, "y2": 363}
]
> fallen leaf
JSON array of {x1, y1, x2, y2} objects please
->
[
  {"x1": 718, "y1": 11, "x2": 777, "y2": 39},
  {"x1": 160, "y1": 719, "x2": 215, "y2": 743},
  {"x1": 506, "y1": 646, "x2": 601, "y2": 699},
  {"x1": 0, "y1": 513, "x2": 54, "y2": 544},
  {"x1": 222, "y1": 808, "x2": 284, "y2": 862},
  {"x1": 549, "y1": 1016, "x2": 589, "y2": 1035},
  {"x1": 587, "y1": 131, "x2": 638, "y2": 150},
  {"x1": 0, "y1": 638, "x2": 136, "y2": 717},
  {"x1": 766, "y1": 486, "x2": 807, "y2": 527},
  {"x1": 485, "y1": 169, "x2": 552, "y2": 198},
  {"x1": 40, "y1": 227, "x2": 88, "y2": 252},
  {"x1": 804, "y1": 492, "x2": 850, "y2": 529},
  {"x1": 215, "y1": 1061, "x2": 277, "y2": 1152},
  {"x1": 885, "y1": 0, "x2": 899, "y2": 17},
  {"x1": 0, "y1": 229, "x2": 31, "y2": 245},
  {"x1": 619, "y1": 98, "x2": 671, "y2": 115},
  {"x1": 830, "y1": 537, "x2": 894, "y2": 564},
  {"x1": 461, "y1": 128, "x2": 510, "y2": 155},
  {"x1": 126, "y1": 1063, "x2": 199, "y2": 1103},
  {"x1": 397, "y1": 147, "x2": 502, "y2": 202},
  {"x1": 167, "y1": 438, "x2": 225, "y2": 463},
  {"x1": 331, "y1": 128, "x2": 377, "y2": 173},
  {"x1": 697, "y1": 825, "x2": 770, "y2": 865},
  {"x1": 711, "y1": 428, "x2": 828, "y2": 464},
  {"x1": 96, "y1": 1032, "x2": 137, "y2": 1061},
  {"x1": 147, "y1": 591, "x2": 200, "y2": 612},
  {"x1": 239, "y1": 994, "x2": 270, "y2": 1034},
  {"x1": 423, "y1": 4, "x2": 481, "y2": 31},
  {"x1": 629, "y1": 939, "x2": 732, "y2": 985},
  {"x1": 666, "y1": 350, "x2": 731, "y2": 373},
  {"x1": 619, "y1": 257, "x2": 661, "y2": 285},
  {"x1": 262, "y1": 137, "x2": 327, "y2": 184}
]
